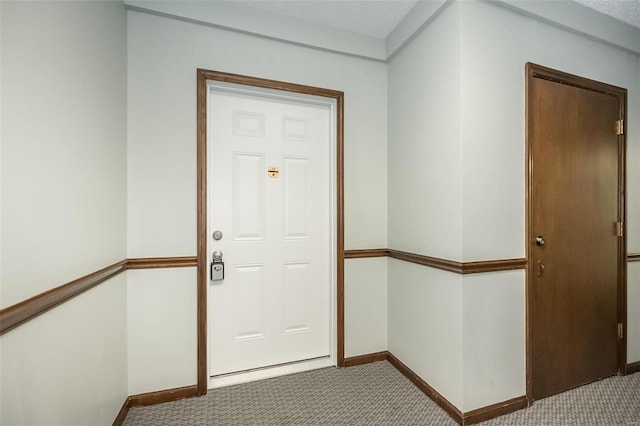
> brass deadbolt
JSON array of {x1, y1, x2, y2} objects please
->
[{"x1": 268, "y1": 167, "x2": 280, "y2": 178}]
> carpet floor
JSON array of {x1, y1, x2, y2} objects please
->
[{"x1": 123, "y1": 361, "x2": 640, "y2": 425}]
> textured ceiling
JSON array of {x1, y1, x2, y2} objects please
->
[
  {"x1": 575, "y1": 0, "x2": 640, "y2": 28},
  {"x1": 226, "y1": 0, "x2": 640, "y2": 38},
  {"x1": 226, "y1": 0, "x2": 419, "y2": 39}
]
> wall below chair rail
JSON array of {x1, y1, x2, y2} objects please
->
[
  {"x1": 628, "y1": 262, "x2": 640, "y2": 364},
  {"x1": 127, "y1": 268, "x2": 198, "y2": 395},
  {"x1": 388, "y1": 258, "x2": 464, "y2": 409},
  {"x1": 344, "y1": 257, "x2": 388, "y2": 358},
  {"x1": 123, "y1": 258, "x2": 196, "y2": 398},
  {"x1": 1, "y1": 276, "x2": 128, "y2": 425},
  {"x1": 462, "y1": 270, "x2": 525, "y2": 411}
]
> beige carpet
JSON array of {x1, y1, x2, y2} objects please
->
[{"x1": 123, "y1": 361, "x2": 640, "y2": 425}]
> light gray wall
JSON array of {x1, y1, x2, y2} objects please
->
[
  {"x1": 388, "y1": 0, "x2": 640, "y2": 413},
  {"x1": 126, "y1": 7, "x2": 388, "y2": 393},
  {"x1": 0, "y1": 1, "x2": 128, "y2": 424},
  {"x1": 460, "y1": 0, "x2": 640, "y2": 262},
  {"x1": 345, "y1": 258, "x2": 388, "y2": 357},
  {"x1": 460, "y1": 3, "x2": 640, "y2": 402},
  {"x1": 1, "y1": 0, "x2": 128, "y2": 307},
  {"x1": 387, "y1": 1, "x2": 464, "y2": 409},
  {"x1": 462, "y1": 271, "x2": 525, "y2": 411},
  {"x1": 388, "y1": 1, "x2": 463, "y2": 261}
]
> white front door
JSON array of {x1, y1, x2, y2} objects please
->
[{"x1": 207, "y1": 85, "x2": 335, "y2": 387}]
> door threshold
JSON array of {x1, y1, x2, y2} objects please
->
[{"x1": 209, "y1": 356, "x2": 334, "y2": 389}]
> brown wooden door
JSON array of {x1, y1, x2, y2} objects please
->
[{"x1": 529, "y1": 67, "x2": 624, "y2": 400}]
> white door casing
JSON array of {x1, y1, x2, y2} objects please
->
[{"x1": 207, "y1": 84, "x2": 336, "y2": 387}]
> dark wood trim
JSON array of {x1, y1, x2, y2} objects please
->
[
  {"x1": 463, "y1": 395, "x2": 528, "y2": 425},
  {"x1": 336, "y1": 91, "x2": 345, "y2": 367},
  {"x1": 628, "y1": 253, "x2": 640, "y2": 262},
  {"x1": 627, "y1": 361, "x2": 640, "y2": 374},
  {"x1": 197, "y1": 69, "x2": 346, "y2": 387},
  {"x1": 525, "y1": 61, "x2": 534, "y2": 405},
  {"x1": 0, "y1": 247, "x2": 528, "y2": 336},
  {"x1": 344, "y1": 249, "x2": 388, "y2": 259},
  {"x1": 618, "y1": 81, "x2": 629, "y2": 379},
  {"x1": 0, "y1": 260, "x2": 127, "y2": 335},
  {"x1": 113, "y1": 385, "x2": 200, "y2": 423},
  {"x1": 112, "y1": 398, "x2": 130, "y2": 426},
  {"x1": 128, "y1": 385, "x2": 199, "y2": 407},
  {"x1": 386, "y1": 249, "x2": 526, "y2": 274},
  {"x1": 343, "y1": 351, "x2": 388, "y2": 367},
  {"x1": 462, "y1": 258, "x2": 528, "y2": 274},
  {"x1": 0, "y1": 256, "x2": 200, "y2": 336},
  {"x1": 196, "y1": 70, "x2": 344, "y2": 99},
  {"x1": 196, "y1": 69, "x2": 209, "y2": 396},
  {"x1": 525, "y1": 62, "x2": 628, "y2": 402},
  {"x1": 386, "y1": 352, "x2": 464, "y2": 425},
  {"x1": 387, "y1": 249, "x2": 462, "y2": 273},
  {"x1": 386, "y1": 351, "x2": 528, "y2": 425},
  {"x1": 127, "y1": 256, "x2": 198, "y2": 269},
  {"x1": 529, "y1": 63, "x2": 628, "y2": 97}
]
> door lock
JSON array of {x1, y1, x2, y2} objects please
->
[
  {"x1": 537, "y1": 259, "x2": 545, "y2": 277},
  {"x1": 536, "y1": 236, "x2": 545, "y2": 246},
  {"x1": 211, "y1": 250, "x2": 224, "y2": 281}
]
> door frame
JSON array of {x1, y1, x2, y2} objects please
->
[
  {"x1": 525, "y1": 62, "x2": 628, "y2": 403},
  {"x1": 196, "y1": 69, "x2": 345, "y2": 396}
]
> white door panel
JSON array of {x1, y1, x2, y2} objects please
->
[{"x1": 208, "y1": 88, "x2": 332, "y2": 379}]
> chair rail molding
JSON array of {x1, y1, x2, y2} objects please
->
[
  {"x1": 345, "y1": 248, "x2": 527, "y2": 274},
  {"x1": 0, "y1": 257, "x2": 198, "y2": 335}
]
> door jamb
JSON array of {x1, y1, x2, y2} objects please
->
[
  {"x1": 525, "y1": 62, "x2": 628, "y2": 404},
  {"x1": 196, "y1": 69, "x2": 345, "y2": 396}
]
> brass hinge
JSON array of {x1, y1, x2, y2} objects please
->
[
  {"x1": 615, "y1": 221, "x2": 624, "y2": 237},
  {"x1": 617, "y1": 323, "x2": 624, "y2": 340},
  {"x1": 615, "y1": 119, "x2": 624, "y2": 136}
]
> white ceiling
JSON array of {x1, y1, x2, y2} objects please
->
[
  {"x1": 225, "y1": 0, "x2": 640, "y2": 39},
  {"x1": 576, "y1": 0, "x2": 640, "y2": 28}
]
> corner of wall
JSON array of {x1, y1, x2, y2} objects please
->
[
  {"x1": 385, "y1": 0, "x2": 451, "y2": 60},
  {"x1": 386, "y1": 0, "x2": 465, "y2": 411}
]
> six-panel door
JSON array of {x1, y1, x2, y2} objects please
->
[{"x1": 208, "y1": 89, "x2": 332, "y2": 377}]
